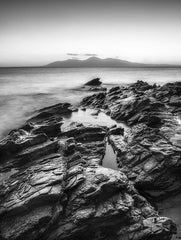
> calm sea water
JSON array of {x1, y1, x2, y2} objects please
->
[{"x1": 0, "y1": 67, "x2": 181, "y2": 139}]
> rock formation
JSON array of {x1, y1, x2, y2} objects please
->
[
  {"x1": 82, "y1": 81, "x2": 181, "y2": 200},
  {"x1": 0, "y1": 80, "x2": 180, "y2": 240},
  {"x1": 85, "y1": 78, "x2": 102, "y2": 86},
  {"x1": 82, "y1": 78, "x2": 107, "y2": 91}
]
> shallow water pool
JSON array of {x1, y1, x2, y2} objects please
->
[{"x1": 102, "y1": 139, "x2": 118, "y2": 170}]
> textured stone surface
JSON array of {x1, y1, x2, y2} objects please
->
[
  {"x1": 0, "y1": 86, "x2": 178, "y2": 240},
  {"x1": 82, "y1": 81, "x2": 181, "y2": 201}
]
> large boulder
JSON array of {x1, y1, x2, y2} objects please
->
[{"x1": 85, "y1": 78, "x2": 102, "y2": 86}]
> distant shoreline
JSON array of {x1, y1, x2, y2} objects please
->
[
  {"x1": 1, "y1": 57, "x2": 181, "y2": 68},
  {"x1": 1, "y1": 66, "x2": 181, "y2": 69}
]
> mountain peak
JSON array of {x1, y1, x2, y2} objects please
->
[
  {"x1": 86, "y1": 56, "x2": 101, "y2": 61},
  {"x1": 45, "y1": 57, "x2": 178, "y2": 68}
]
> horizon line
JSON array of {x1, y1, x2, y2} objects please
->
[{"x1": 1, "y1": 57, "x2": 181, "y2": 68}]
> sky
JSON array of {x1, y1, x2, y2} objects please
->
[{"x1": 1, "y1": 0, "x2": 181, "y2": 66}]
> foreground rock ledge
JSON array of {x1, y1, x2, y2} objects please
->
[{"x1": 0, "y1": 82, "x2": 178, "y2": 240}]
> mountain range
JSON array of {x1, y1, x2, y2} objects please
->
[{"x1": 45, "y1": 57, "x2": 180, "y2": 68}]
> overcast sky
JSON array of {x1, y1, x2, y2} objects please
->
[{"x1": 1, "y1": 0, "x2": 181, "y2": 66}]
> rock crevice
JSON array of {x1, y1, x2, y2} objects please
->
[{"x1": 0, "y1": 81, "x2": 180, "y2": 240}]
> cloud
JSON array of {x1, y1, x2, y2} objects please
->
[
  {"x1": 67, "y1": 53, "x2": 79, "y2": 56},
  {"x1": 84, "y1": 53, "x2": 98, "y2": 57},
  {"x1": 67, "y1": 53, "x2": 98, "y2": 57}
]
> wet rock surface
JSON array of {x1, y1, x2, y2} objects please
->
[
  {"x1": 82, "y1": 80, "x2": 181, "y2": 239},
  {"x1": 84, "y1": 77, "x2": 102, "y2": 86},
  {"x1": 82, "y1": 81, "x2": 181, "y2": 195},
  {"x1": 0, "y1": 81, "x2": 180, "y2": 240},
  {"x1": 82, "y1": 78, "x2": 107, "y2": 92}
]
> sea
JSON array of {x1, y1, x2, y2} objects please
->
[{"x1": 0, "y1": 67, "x2": 181, "y2": 139}]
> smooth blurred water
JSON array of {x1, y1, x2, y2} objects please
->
[{"x1": 0, "y1": 67, "x2": 181, "y2": 139}]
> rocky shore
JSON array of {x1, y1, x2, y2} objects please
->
[{"x1": 0, "y1": 80, "x2": 181, "y2": 240}]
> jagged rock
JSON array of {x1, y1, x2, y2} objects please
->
[
  {"x1": 82, "y1": 78, "x2": 106, "y2": 92},
  {"x1": 60, "y1": 122, "x2": 106, "y2": 142},
  {"x1": 109, "y1": 126, "x2": 124, "y2": 135},
  {"x1": 0, "y1": 130, "x2": 48, "y2": 158},
  {"x1": 81, "y1": 81, "x2": 181, "y2": 201},
  {"x1": 31, "y1": 118, "x2": 63, "y2": 137},
  {"x1": 0, "y1": 130, "x2": 176, "y2": 240},
  {"x1": 88, "y1": 86, "x2": 107, "y2": 91},
  {"x1": 130, "y1": 80, "x2": 156, "y2": 92},
  {"x1": 0, "y1": 103, "x2": 72, "y2": 159},
  {"x1": 0, "y1": 88, "x2": 178, "y2": 240},
  {"x1": 82, "y1": 92, "x2": 106, "y2": 108},
  {"x1": 85, "y1": 78, "x2": 102, "y2": 86},
  {"x1": 28, "y1": 102, "x2": 72, "y2": 124}
]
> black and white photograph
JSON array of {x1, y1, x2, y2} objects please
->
[{"x1": 0, "y1": 0, "x2": 181, "y2": 239}]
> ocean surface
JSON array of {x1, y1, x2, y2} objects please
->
[{"x1": 0, "y1": 67, "x2": 181, "y2": 139}]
